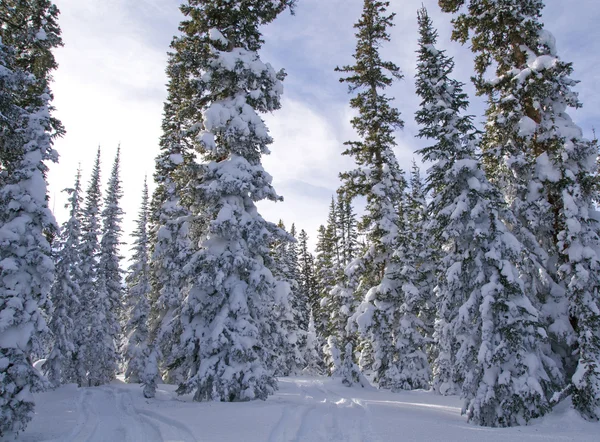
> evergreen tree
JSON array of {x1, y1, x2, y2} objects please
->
[
  {"x1": 297, "y1": 229, "x2": 318, "y2": 327},
  {"x1": 75, "y1": 148, "x2": 103, "y2": 387},
  {"x1": 167, "y1": 0, "x2": 296, "y2": 402},
  {"x1": 316, "y1": 199, "x2": 352, "y2": 376},
  {"x1": 270, "y1": 221, "x2": 303, "y2": 376},
  {"x1": 123, "y1": 178, "x2": 151, "y2": 383},
  {"x1": 143, "y1": 37, "x2": 198, "y2": 398},
  {"x1": 287, "y1": 224, "x2": 307, "y2": 331},
  {"x1": 405, "y1": 163, "x2": 438, "y2": 364},
  {"x1": 297, "y1": 229, "x2": 324, "y2": 370},
  {"x1": 379, "y1": 162, "x2": 431, "y2": 390},
  {"x1": 302, "y1": 310, "x2": 322, "y2": 375},
  {"x1": 314, "y1": 221, "x2": 337, "y2": 347},
  {"x1": 93, "y1": 147, "x2": 124, "y2": 384},
  {"x1": 415, "y1": 7, "x2": 558, "y2": 426},
  {"x1": 336, "y1": 0, "x2": 407, "y2": 389},
  {"x1": 0, "y1": 1, "x2": 62, "y2": 436},
  {"x1": 440, "y1": 0, "x2": 600, "y2": 419},
  {"x1": 336, "y1": 192, "x2": 358, "y2": 268},
  {"x1": 43, "y1": 168, "x2": 83, "y2": 386}
]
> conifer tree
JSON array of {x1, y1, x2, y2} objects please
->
[
  {"x1": 374, "y1": 162, "x2": 431, "y2": 391},
  {"x1": 166, "y1": 0, "x2": 296, "y2": 402},
  {"x1": 336, "y1": 193, "x2": 358, "y2": 268},
  {"x1": 287, "y1": 224, "x2": 308, "y2": 331},
  {"x1": 0, "y1": 1, "x2": 62, "y2": 435},
  {"x1": 298, "y1": 229, "x2": 318, "y2": 328},
  {"x1": 123, "y1": 178, "x2": 151, "y2": 383},
  {"x1": 415, "y1": 7, "x2": 558, "y2": 426},
  {"x1": 143, "y1": 40, "x2": 198, "y2": 398},
  {"x1": 314, "y1": 222, "x2": 337, "y2": 343},
  {"x1": 405, "y1": 163, "x2": 438, "y2": 362},
  {"x1": 440, "y1": 0, "x2": 600, "y2": 419},
  {"x1": 93, "y1": 147, "x2": 124, "y2": 384},
  {"x1": 75, "y1": 148, "x2": 103, "y2": 387},
  {"x1": 43, "y1": 168, "x2": 83, "y2": 386},
  {"x1": 270, "y1": 221, "x2": 303, "y2": 376},
  {"x1": 336, "y1": 0, "x2": 407, "y2": 389},
  {"x1": 302, "y1": 310, "x2": 322, "y2": 375}
]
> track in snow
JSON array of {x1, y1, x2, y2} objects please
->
[
  {"x1": 62, "y1": 386, "x2": 194, "y2": 442},
  {"x1": 269, "y1": 379, "x2": 379, "y2": 442}
]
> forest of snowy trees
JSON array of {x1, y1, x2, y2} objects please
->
[{"x1": 1, "y1": 0, "x2": 599, "y2": 438}]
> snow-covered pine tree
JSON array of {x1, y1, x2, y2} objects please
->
[
  {"x1": 405, "y1": 162, "x2": 437, "y2": 347},
  {"x1": 440, "y1": 0, "x2": 600, "y2": 419},
  {"x1": 0, "y1": 1, "x2": 62, "y2": 436},
  {"x1": 297, "y1": 229, "x2": 318, "y2": 330},
  {"x1": 415, "y1": 7, "x2": 558, "y2": 426},
  {"x1": 43, "y1": 168, "x2": 83, "y2": 387},
  {"x1": 336, "y1": 192, "x2": 358, "y2": 269},
  {"x1": 374, "y1": 161, "x2": 431, "y2": 391},
  {"x1": 317, "y1": 197, "x2": 352, "y2": 377},
  {"x1": 297, "y1": 229, "x2": 324, "y2": 371},
  {"x1": 93, "y1": 147, "x2": 124, "y2": 384},
  {"x1": 287, "y1": 224, "x2": 308, "y2": 332},
  {"x1": 302, "y1": 310, "x2": 322, "y2": 375},
  {"x1": 123, "y1": 178, "x2": 151, "y2": 384},
  {"x1": 269, "y1": 220, "x2": 303, "y2": 376},
  {"x1": 336, "y1": 0, "x2": 407, "y2": 389},
  {"x1": 75, "y1": 148, "x2": 103, "y2": 387},
  {"x1": 167, "y1": 0, "x2": 296, "y2": 402},
  {"x1": 314, "y1": 218, "x2": 338, "y2": 351},
  {"x1": 143, "y1": 39, "x2": 198, "y2": 398}
]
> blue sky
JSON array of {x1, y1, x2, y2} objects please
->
[{"x1": 48, "y1": 0, "x2": 600, "y2": 253}]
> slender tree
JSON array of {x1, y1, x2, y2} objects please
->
[
  {"x1": 75, "y1": 148, "x2": 102, "y2": 386},
  {"x1": 43, "y1": 168, "x2": 83, "y2": 386},
  {"x1": 270, "y1": 221, "x2": 303, "y2": 376},
  {"x1": 336, "y1": 0, "x2": 407, "y2": 389},
  {"x1": 302, "y1": 310, "x2": 323, "y2": 375},
  {"x1": 143, "y1": 38, "x2": 198, "y2": 398},
  {"x1": 93, "y1": 147, "x2": 124, "y2": 384},
  {"x1": 123, "y1": 178, "x2": 151, "y2": 383}
]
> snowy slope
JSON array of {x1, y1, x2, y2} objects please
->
[{"x1": 16, "y1": 377, "x2": 599, "y2": 442}]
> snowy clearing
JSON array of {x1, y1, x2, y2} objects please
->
[{"x1": 16, "y1": 376, "x2": 599, "y2": 442}]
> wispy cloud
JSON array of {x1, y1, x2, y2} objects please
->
[{"x1": 48, "y1": 0, "x2": 600, "y2": 254}]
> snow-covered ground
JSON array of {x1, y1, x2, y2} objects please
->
[{"x1": 16, "y1": 376, "x2": 599, "y2": 442}]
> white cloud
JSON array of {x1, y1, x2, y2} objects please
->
[{"x1": 47, "y1": 0, "x2": 600, "y2": 256}]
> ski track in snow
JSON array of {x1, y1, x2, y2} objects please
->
[
  {"x1": 269, "y1": 379, "x2": 378, "y2": 442},
  {"x1": 60, "y1": 386, "x2": 194, "y2": 442},
  {"x1": 20, "y1": 377, "x2": 600, "y2": 442},
  {"x1": 133, "y1": 407, "x2": 197, "y2": 442}
]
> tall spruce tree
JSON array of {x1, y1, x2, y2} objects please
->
[
  {"x1": 43, "y1": 168, "x2": 83, "y2": 386},
  {"x1": 75, "y1": 148, "x2": 103, "y2": 387},
  {"x1": 440, "y1": 0, "x2": 600, "y2": 419},
  {"x1": 94, "y1": 147, "x2": 124, "y2": 384},
  {"x1": 166, "y1": 0, "x2": 297, "y2": 402},
  {"x1": 0, "y1": 1, "x2": 62, "y2": 436},
  {"x1": 123, "y1": 178, "x2": 151, "y2": 383},
  {"x1": 336, "y1": 192, "x2": 358, "y2": 269},
  {"x1": 415, "y1": 8, "x2": 559, "y2": 426},
  {"x1": 317, "y1": 198, "x2": 351, "y2": 376},
  {"x1": 375, "y1": 162, "x2": 431, "y2": 391},
  {"x1": 298, "y1": 229, "x2": 318, "y2": 329},
  {"x1": 270, "y1": 221, "x2": 303, "y2": 376},
  {"x1": 143, "y1": 38, "x2": 198, "y2": 398},
  {"x1": 336, "y1": 0, "x2": 407, "y2": 389},
  {"x1": 298, "y1": 229, "x2": 323, "y2": 369},
  {"x1": 287, "y1": 224, "x2": 307, "y2": 331}
]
